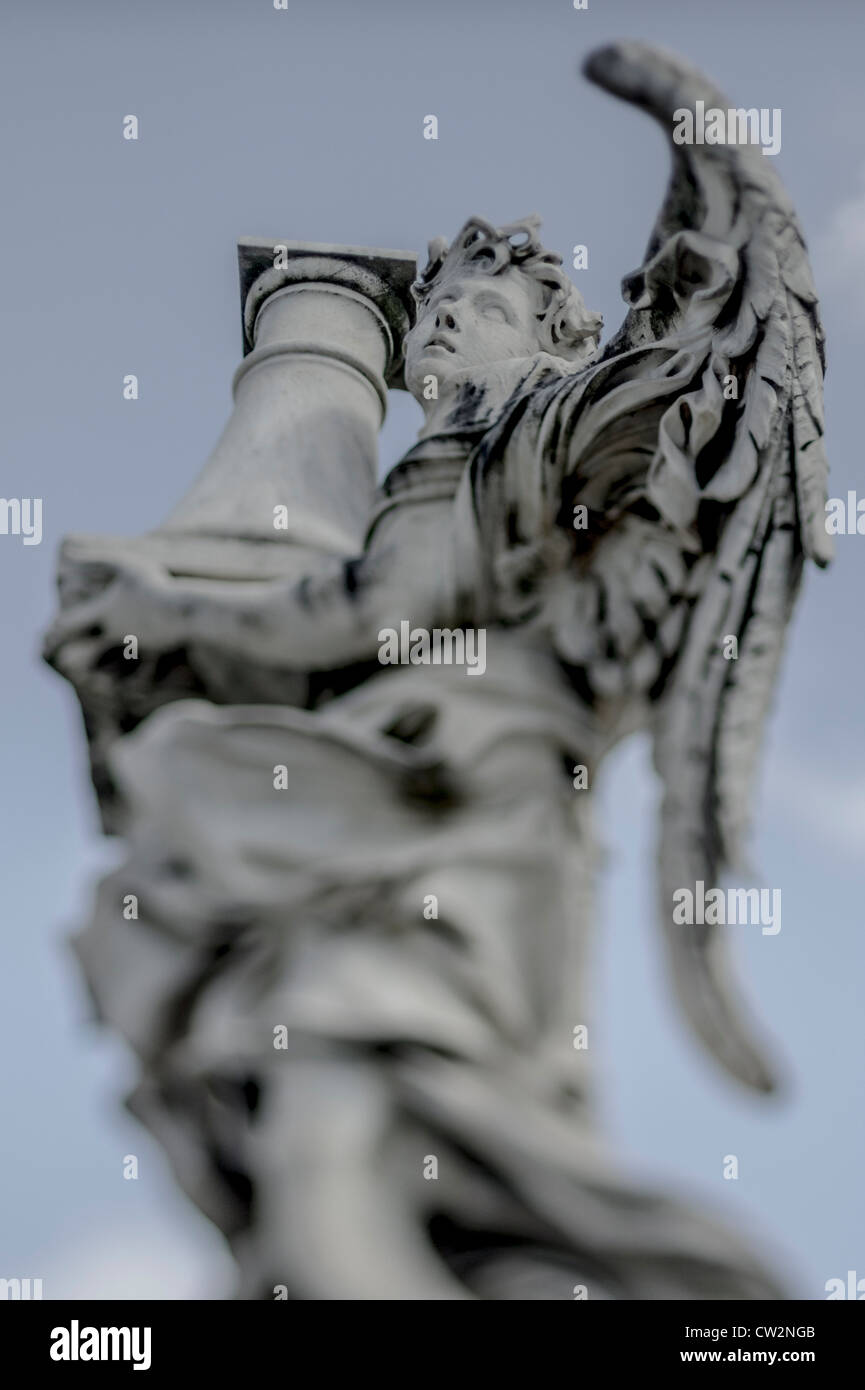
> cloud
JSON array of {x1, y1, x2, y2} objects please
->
[
  {"x1": 768, "y1": 759, "x2": 865, "y2": 860},
  {"x1": 34, "y1": 1219, "x2": 234, "y2": 1300},
  {"x1": 814, "y1": 165, "x2": 865, "y2": 313}
]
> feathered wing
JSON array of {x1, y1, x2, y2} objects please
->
[{"x1": 578, "y1": 42, "x2": 831, "y2": 1091}]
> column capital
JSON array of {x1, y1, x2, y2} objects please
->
[{"x1": 237, "y1": 238, "x2": 418, "y2": 389}]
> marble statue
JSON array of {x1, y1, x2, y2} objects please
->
[{"x1": 44, "y1": 41, "x2": 829, "y2": 1299}]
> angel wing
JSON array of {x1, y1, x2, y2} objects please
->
[
  {"x1": 567, "y1": 41, "x2": 831, "y2": 1092},
  {"x1": 467, "y1": 41, "x2": 830, "y2": 1091}
]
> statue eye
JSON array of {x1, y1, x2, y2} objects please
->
[{"x1": 481, "y1": 302, "x2": 508, "y2": 323}]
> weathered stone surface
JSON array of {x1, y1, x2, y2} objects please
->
[{"x1": 45, "y1": 41, "x2": 828, "y2": 1298}]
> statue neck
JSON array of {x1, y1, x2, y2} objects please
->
[{"x1": 416, "y1": 354, "x2": 578, "y2": 440}]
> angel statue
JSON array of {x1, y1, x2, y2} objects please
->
[{"x1": 44, "y1": 42, "x2": 829, "y2": 1300}]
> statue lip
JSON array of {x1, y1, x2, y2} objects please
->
[{"x1": 425, "y1": 335, "x2": 457, "y2": 354}]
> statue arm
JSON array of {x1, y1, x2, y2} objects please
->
[
  {"x1": 43, "y1": 490, "x2": 460, "y2": 684},
  {"x1": 44, "y1": 544, "x2": 408, "y2": 678}
]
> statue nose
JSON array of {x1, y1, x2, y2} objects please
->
[{"x1": 435, "y1": 308, "x2": 457, "y2": 331}]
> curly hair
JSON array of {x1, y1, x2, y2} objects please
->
[{"x1": 412, "y1": 214, "x2": 603, "y2": 365}]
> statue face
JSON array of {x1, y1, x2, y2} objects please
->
[{"x1": 404, "y1": 268, "x2": 544, "y2": 402}]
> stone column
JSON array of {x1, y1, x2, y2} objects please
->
[
  {"x1": 57, "y1": 241, "x2": 417, "y2": 588},
  {"x1": 160, "y1": 241, "x2": 418, "y2": 569},
  {"x1": 49, "y1": 241, "x2": 417, "y2": 821}
]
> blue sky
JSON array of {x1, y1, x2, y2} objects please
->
[{"x1": 1, "y1": 0, "x2": 863, "y2": 1297}]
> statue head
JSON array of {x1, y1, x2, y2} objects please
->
[{"x1": 404, "y1": 215, "x2": 603, "y2": 410}]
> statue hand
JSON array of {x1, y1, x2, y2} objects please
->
[{"x1": 42, "y1": 557, "x2": 182, "y2": 676}]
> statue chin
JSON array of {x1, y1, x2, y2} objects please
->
[
  {"x1": 409, "y1": 353, "x2": 539, "y2": 420},
  {"x1": 405, "y1": 352, "x2": 463, "y2": 401}
]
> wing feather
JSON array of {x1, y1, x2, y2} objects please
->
[{"x1": 582, "y1": 42, "x2": 831, "y2": 1089}]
